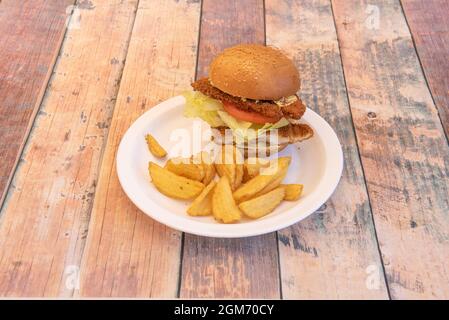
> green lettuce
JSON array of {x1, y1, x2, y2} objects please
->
[
  {"x1": 183, "y1": 91, "x2": 226, "y2": 127},
  {"x1": 183, "y1": 91, "x2": 290, "y2": 139},
  {"x1": 216, "y1": 110, "x2": 253, "y2": 131},
  {"x1": 260, "y1": 117, "x2": 290, "y2": 130}
]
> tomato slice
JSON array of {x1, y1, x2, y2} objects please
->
[{"x1": 222, "y1": 101, "x2": 280, "y2": 124}]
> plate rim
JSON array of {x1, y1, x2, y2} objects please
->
[{"x1": 116, "y1": 95, "x2": 343, "y2": 238}]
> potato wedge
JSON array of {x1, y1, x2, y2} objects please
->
[
  {"x1": 215, "y1": 163, "x2": 235, "y2": 188},
  {"x1": 239, "y1": 187, "x2": 285, "y2": 219},
  {"x1": 253, "y1": 164, "x2": 289, "y2": 197},
  {"x1": 212, "y1": 176, "x2": 242, "y2": 223},
  {"x1": 234, "y1": 164, "x2": 244, "y2": 190},
  {"x1": 214, "y1": 162, "x2": 242, "y2": 189},
  {"x1": 215, "y1": 163, "x2": 225, "y2": 177},
  {"x1": 280, "y1": 184, "x2": 304, "y2": 201},
  {"x1": 233, "y1": 157, "x2": 291, "y2": 203},
  {"x1": 214, "y1": 145, "x2": 243, "y2": 190},
  {"x1": 193, "y1": 151, "x2": 216, "y2": 185},
  {"x1": 187, "y1": 181, "x2": 216, "y2": 216},
  {"x1": 149, "y1": 162, "x2": 204, "y2": 199},
  {"x1": 243, "y1": 157, "x2": 271, "y2": 182},
  {"x1": 145, "y1": 134, "x2": 167, "y2": 158},
  {"x1": 203, "y1": 163, "x2": 216, "y2": 185},
  {"x1": 165, "y1": 158, "x2": 205, "y2": 181}
]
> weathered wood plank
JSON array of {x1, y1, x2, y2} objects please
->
[
  {"x1": 265, "y1": 0, "x2": 388, "y2": 299},
  {"x1": 179, "y1": 0, "x2": 281, "y2": 299},
  {"x1": 401, "y1": 0, "x2": 449, "y2": 138},
  {"x1": 194, "y1": 0, "x2": 265, "y2": 79},
  {"x1": 0, "y1": 0, "x2": 139, "y2": 297},
  {"x1": 0, "y1": 0, "x2": 75, "y2": 204},
  {"x1": 78, "y1": 0, "x2": 201, "y2": 297},
  {"x1": 332, "y1": 0, "x2": 449, "y2": 299}
]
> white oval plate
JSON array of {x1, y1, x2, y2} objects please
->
[{"x1": 117, "y1": 96, "x2": 343, "y2": 238}]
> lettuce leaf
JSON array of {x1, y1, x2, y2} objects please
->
[
  {"x1": 183, "y1": 91, "x2": 226, "y2": 127},
  {"x1": 216, "y1": 110, "x2": 253, "y2": 131},
  {"x1": 259, "y1": 117, "x2": 290, "y2": 130},
  {"x1": 183, "y1": 91, "x2": 290, "y2": 140}
]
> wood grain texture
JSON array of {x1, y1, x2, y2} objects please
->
[
  {"x1": 0, "y1": 0, "x2": 74, "y2": 204},
  {"x1": 0, "y1": 0, "x2": 139, "y2": 297},
  {"x1": 179, "y1": 0, "x2": 281, "y2": 299},
  {"x1": 401, "y1": 0, "x2": 449, "y2": 138},
  {"x1": 265, "y1": 0, "x2": 388, "y2": 299},
  {"x1": 194, "y1": 0, "x2": 265, "y2": 79},
  {"x1": 332, "y1": 0, "x2": 449, "y2": 299},
  {"x1": 78, "y1": 0, "x2": 201, "y2": 297}
]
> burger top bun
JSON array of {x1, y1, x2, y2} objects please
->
[{"x1": 209, "y1": 44, "x2": 300, "y2": 100}]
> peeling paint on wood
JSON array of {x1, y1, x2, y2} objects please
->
[
  {"x1": 266, "y1": 0, "x2": 388, "y2": 300},
  {"x1": 0, "y1": 0, "x2": 75, "y2": 204},
  {"x1": 0, "y1": 0, "x2": 139, "y2": 297},
  {"x1": 78, "y1": 0, "x2": 201, "y2": 298},
  {"x1": 0, "y1": 0, "x2": 448, "y2": 299},
  {"x1": 332, "y1": 0, "x2": 449, "y2": 299},
  {"x1": 401, "y1": 0, "x2": 449, "y2": 138}
]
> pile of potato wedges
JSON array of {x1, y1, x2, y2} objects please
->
[{"x1": 146, "y1": 134, "x2": 303, "y2": 224}]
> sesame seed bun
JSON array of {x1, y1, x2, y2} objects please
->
[{"x1": 209, "y1": 44, "x2": 300, "y2": 100}]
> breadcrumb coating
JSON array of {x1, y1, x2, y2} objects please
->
[{"x1": 191, "y1": 78, "x2": 306, "y2": 120}]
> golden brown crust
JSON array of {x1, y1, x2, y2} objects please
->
[
  {"x1": 209, "y1": 44, "x2": 300, "y2": 100},
  {"x1": 241, "y1": 143, "x2": 288, "y2": 158},
  {"x1": 210, "y1": 128, "x2": 289, "y2": 157},
  {"x1": 212, "y1": 123, "x2": 314, "y2": 146},
  {"x1": 282, "y1": 98, "x2": 306, "y2": 119},
  {"x1": 277, "y1": 123, "x2": 314, "y2": 143},
  {"x1": 191, "y1": 78, "x2": 306, "y2": 120}
]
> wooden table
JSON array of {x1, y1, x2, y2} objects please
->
[{"x1": 0, "y1": 0, "x2": 448, "y2": 299}]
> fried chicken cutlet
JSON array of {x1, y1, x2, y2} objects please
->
[{"x1": 192, "y1": 78, "x2": 306, "y2": 121}]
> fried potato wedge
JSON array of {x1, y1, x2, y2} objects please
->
[
  {"x1": 165, "y1": 158, "x2": 205, "y2": 181},
  {"x1": 149, "y1": 162, "x2": 204, "y2": 199},
  {"x1": 214, "y1": 163, "x2": 225, "y2": 177},
  {"x1": 203, "y1": 164, "x2": 216, "y2": 185},
  {"x1": 187, "y1": 181, "x2": 216, "y2": 216},
  {"x1": 233, "y1": 157, "x2": 291, "y2": 203},
  {"x1": 243, "y1": 157, "x2": 271, "y2": 182},
  {"x1": 214, "y1": 163, "x2": 235, "y2": 189},
  {"x1": 212, "y1": 176, "x2": 242, "y2": 223},
  {"x1": 280, "y1": 184, "x2": 304, "y2": 201},
  {"x1": 234, "y1": 164, "x2": 244, "y2": 190},
  {"x1": 214, "y1": 145, "x2": 244, "y2": 190},
  {"x1": 193, "y1": 151, "x2": 216, "y2": 185},
  {"x1": 145, "y1": 134, "x2": 167, "y2": 158},
  {"x1": 253, "y1": 164, "x2": 289, "y2": 197},
  {"x1": 239, "y1": 187, "x2": 285, "y2": 219}
]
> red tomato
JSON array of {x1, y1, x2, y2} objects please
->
[{"x1": 222, "y1": 101, "x2": 279, "y2": 124}]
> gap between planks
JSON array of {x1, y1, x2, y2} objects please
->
[
  {"x1": 78, "y1": 0, "x2": 201, "y2": 297},
  {"x1": 0, "y1": 0, "x2": 76, "y2": 207},
  {"x1": 266, "y1": 0, "x2": 388, "y2": 299},
  {"x1": 0, "y1": 0, "x2": 141, "y2": 297},
  {"x1": 399, "y1": 0, "x2": 449, "y2": 142},
  {"x1": 178, "y1": 0, "x2": 282, "y2": 299},
  {"x1": 331, "y1": 0, "x2": 449, "y2": 299},
  {"x1": 328, "y1": 0, "x2": 392, "y2": 299}
]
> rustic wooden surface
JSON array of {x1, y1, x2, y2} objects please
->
[
  {"x1": 0, "y1": 0, "x2": 448, "y2": 299},
  {"x1": 401, "y1": 0, "x2": 449, "y2": 138},
  {"x1": 79, "y1": 0, "x2": 201, "y2": 297},
  {"x1": 0, "y1": 0, "x2": 139, "y2": 297},
  {"x1": 0, "y1": 0, "x2": 74, "y2": 204},
  {"x1": 266, "y1": 0, "x2": 388, "y2": 299},
  {"x1": 179, "y1": 0, "x2": 281, "y2": 299},
  {"x1": 332, "y1": 0, "x2": 449, "y2": 299}
]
